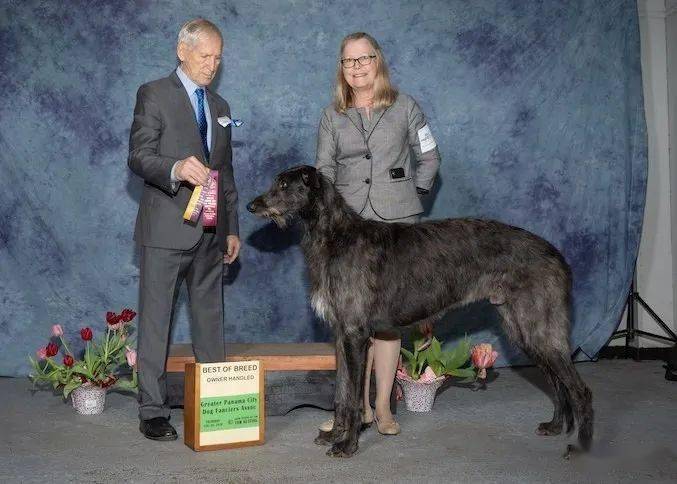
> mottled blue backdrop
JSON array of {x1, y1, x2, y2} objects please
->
[{"x1": 0, "y1": 0, "x2": 647, "y2": 376}]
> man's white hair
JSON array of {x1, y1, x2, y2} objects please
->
[{"x1": 177, "y1": 18, "x2": 222, "y2": 47}]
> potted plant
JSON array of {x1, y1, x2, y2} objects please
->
[
  {"x1": 396, "y1": 328, "x2": 498, "y2": 412},
  {"x1": 28, "y1": 308, "x2": 138, "y2": 415}
]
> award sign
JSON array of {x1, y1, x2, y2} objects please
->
[{"x1": 184, "y1": 361, "x2": 265, "y2": 451}]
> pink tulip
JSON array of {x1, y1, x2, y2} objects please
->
[
  {"x1": 36, "y1": 347, "x2": 48, "y2": 360},
  {"x1": 396, "y1": 367, "x2": 411, "y2": 381},
  {"x1": 396, "y1": 356, "x2": 411, "y2": 380},
  {"x1": 418, "y1": 366, "x2": 438, "y2": 383},
  {"x1": 471, "y1": 343, "x2": 498, "y2": 379},
  {"x1": 51, "y1": 324, "x2": 64, "y2": 337},
  {"x1": 125, "y1": 346, "x2": 137, "y2": 367}
]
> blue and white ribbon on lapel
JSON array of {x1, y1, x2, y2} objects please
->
[{"x1": 217, "y1": 115, "x2": 243, "y2": 127}]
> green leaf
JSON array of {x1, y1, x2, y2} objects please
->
[
  {"x1": 430, "y1": 361, "x2": 444, "y2": 377},
  {"x1": 63, "y1": 380, "x2": 81, "y2": 399},
  {"x1": 431, "y1": 338, "x2": 442, "y2": 360},
  {"x1": 113, "y1": 378, "x2": 138, "y2": 393},
  {"x1": 408, "y1": 361, "x2": 418, "y2": 379},
  {"x1": 443, "y1": 339, "x2": 471, "y2": 371},
  {"x1": 446, "y1": 367, "x2": 476, "y2": 379},
  {"x1": 400, "y1": 348, "x2": 415, "y2": 363}
]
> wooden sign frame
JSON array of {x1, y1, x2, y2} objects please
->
[{"x1": 184, "y1": 360, "x2": 265, "y2": 451}]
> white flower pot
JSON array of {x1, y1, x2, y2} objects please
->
[
  {"x1": 397, "y1": 377, "x2": 445, "y2": 412},
  {"x1": 71, "y1": 384, "x2": 106, "y2": 415}
]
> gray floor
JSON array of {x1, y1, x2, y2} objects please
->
[{"x1": 2, "y1": 359, "x2": 677, "y2": 484}]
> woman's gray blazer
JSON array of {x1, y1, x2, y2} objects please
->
[{"x1": 315, "y1": 92, "x2": 441, "y2": 220}]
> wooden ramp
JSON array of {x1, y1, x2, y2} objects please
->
[{"x1": 167, "y1": 343, "x2": 336, "y2": 372}]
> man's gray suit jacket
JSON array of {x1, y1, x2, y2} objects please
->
[
  {"x1": 315, "y1": 92, "x2": 440, "y2": 220},
  {"x1": 128, "y1": 71, "x2": 239, "y2": 251}
]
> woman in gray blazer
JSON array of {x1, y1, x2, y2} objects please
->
[{"x1": 316, "y1": 32, "x2": 441, "y2": 435}]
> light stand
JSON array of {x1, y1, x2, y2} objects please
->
[{"x1": 607, "y1": 272, "x2": 677, "y2": 380}]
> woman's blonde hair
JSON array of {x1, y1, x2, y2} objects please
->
[{"x1": 333, "y1": 32, "x2": 398, "y2": 113}]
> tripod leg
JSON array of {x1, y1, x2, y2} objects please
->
[{"x1": 626, "y1": 281, "x2": 639, "y2": 361}]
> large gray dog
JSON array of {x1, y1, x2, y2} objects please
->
[{"x1": 247, "y1": 165, "x2": 593, "y2": 459}]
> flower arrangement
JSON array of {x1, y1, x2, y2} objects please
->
[
  {"x1": 397, "y1": 335, "x2": 476, "y2": 384},
  {"x1": 29, "y1": 308, "x2": 138, "y2": 400},
  {"x1": 397, "y1": 326, "x2": 499, "y2": 384},
  {"x1": 395, "y1": 325, "x2": 499, "y2": 412}
]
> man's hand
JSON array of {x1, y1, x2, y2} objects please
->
[
  {"x1": 175, "y1": 156, "x2": 210, "y2": 186},
  {"x1": 224, "y1": 235, "x2": 241, "y2": 264}
]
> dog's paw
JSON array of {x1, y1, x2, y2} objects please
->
[
  {"x1": 326, "y1": 441, "x2": 357, "y2": 458},
  {"x1": 536, "y1": 421, "x2": 563, "y2": 436},
  {"x1": 314, "y1": 430, "x2": 333, "y2": 446}
]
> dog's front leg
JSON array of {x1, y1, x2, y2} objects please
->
[
  {"x1": 325, "y1": 328, "x2": 369, "y2": 458},
  {"x1": 314, "y1": 327, "x2": 349, "y2": 447},
  {"x1": 327, "y1": 326, "x2": 368, "y2": 457}
]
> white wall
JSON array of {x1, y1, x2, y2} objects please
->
[
  {"x1": 631, "y1": 0, "x2": 677, "y2": 346},
  {"x1": 667, "y1": 0, "x2": 677, "y2": 330}
]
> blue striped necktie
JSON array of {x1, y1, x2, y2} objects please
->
[{"x1": 195, "y1": 88, "x2": 209, "y2": 162}]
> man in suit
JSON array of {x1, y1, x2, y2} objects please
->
[{"x1": 128, "y1": 18, "x2": 240, "y2": 441}]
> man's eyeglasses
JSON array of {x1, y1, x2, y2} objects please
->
[{"x1": 340, "y1": 55, "x2": 376, "y2": 69}]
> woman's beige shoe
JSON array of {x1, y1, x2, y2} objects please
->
[
  {"x1": 374, "y1": 415, "x2": 400, "y2": 435},
  {"x1": 318, "y1": 418, "x2": 334, "y2": 433},
  {"x1": 318, "y1": 413, "x2": 374, "y2": 432}
]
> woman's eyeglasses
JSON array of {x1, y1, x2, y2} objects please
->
[{"x1": 340, "y1": 55, "x2": 376, "y2": 68}]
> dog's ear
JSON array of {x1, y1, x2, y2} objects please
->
[{"x1": 301, "y1": 168, "x2": 320, "y2": 189}]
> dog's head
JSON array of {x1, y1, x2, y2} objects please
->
[{"x1": 247, "y1": 165, "x2": 322, "y2": 228}]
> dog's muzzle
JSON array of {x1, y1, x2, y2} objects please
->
[{"x1": 247, "y1": 197, "x2": 264, "y2": 213}]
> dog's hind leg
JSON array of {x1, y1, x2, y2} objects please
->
[
  {"x1": 499, "y1": 293, "x2": 593, "y2": 455},
  {"x1": 540, "y1": 369, "x2": 575, "y2": 435},
  {"x1": 496, "y1": 303, "x2": 567, "y2": 435},
  {"x1": 316, "y1": 324, "x2": 370, "y2": 457},
  {"x1": 532, "y1": 359, "x2": 572, "y2": 436},
  {"x1": 544, "y1": 351, "x2": 593, "y2": 455},
  {"x1": 542, "y1": 298, "x2": 593, "y2": 453}
]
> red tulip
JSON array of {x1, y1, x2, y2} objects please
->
[
  {"x1": 471, "y1": 343, "x2": 498, "y2": 379},
  {"x1": 45, "y1": 342, "x2": 58, "y2": 357},
  {"x1": 120, "y1": 308, "x2": 137, "y2": 323},
  {"x1": 63, "y1": 355, "x2": 74, "y2": 367},
  {"x1": 80, "y1": 327, "x2": 93, "y2": 341},
  {"x1": 106, "y1": 313, "x2": 123, "y2": 330}
]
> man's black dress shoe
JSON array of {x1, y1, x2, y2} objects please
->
[{"x1": 139, "y1": 417, "x2": 178, "y2": 441}]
